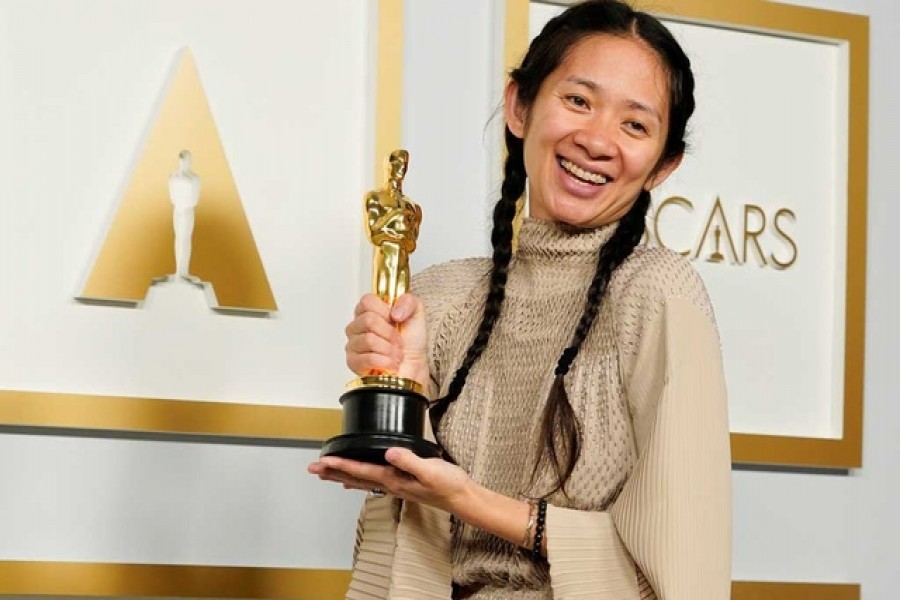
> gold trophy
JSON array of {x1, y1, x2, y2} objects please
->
[{"x1": 320, "y1": 150, "x2": 441, "y2": 464}]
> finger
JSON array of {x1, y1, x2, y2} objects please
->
[
  {"x1": 390, "y1": 294, "x2": 423, "y2": 324},
  {"x1": 345, "y1": 312, "x2": 402, "y2": 346},
  {"x1": 384, "y1": 448, "x2": 428, "y2": 480},
  {"x1": 343, "y1": 482, "x2": 369, "y2": 491},
  {"x1": 347, "y1": 352, "x2": 400, "y2": 375},
  {"x1": 354, "y1": 294, "x2": 392, "y2": 320},
  {"x1": 345, "y1": 330, "x2": 403, "y2": 361},
  {"x1": 311, "y1": 462, "x2": 379, "y2": 489},
  {"x1": 308, "y1": 461, "x2": 344, "y2": 482},
  {"x1": 325, "y1": 471, "x2": 376, "y2": 490},
  {"x1": 318, "y1": 456, "x2": 400, "y2": 485},
  {"x1": 320, "y1": 462, "x2": 423, "y2": 501}
]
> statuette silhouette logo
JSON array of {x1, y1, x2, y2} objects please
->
[{"x1": 79, "y1": 49, "x2": 276, "y2": 312}]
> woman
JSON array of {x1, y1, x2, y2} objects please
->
[{"x1": 309, "y1": 1, "x2": 731, "y2": 598}]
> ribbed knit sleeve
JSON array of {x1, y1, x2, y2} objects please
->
[
  {"x1": 347, "y1": 495, "x2": 401, "y2": 599},
  {"x1": 545, "y1": 508, "x2": 641, "y2": 598},
  {"x1": 546, "y1": 249, "x2": 732, "y2": 600}
]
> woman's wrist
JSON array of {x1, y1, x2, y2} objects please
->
[
  {"x1": 449, "y1": 481, "x2": 539, "y2": 553},
  {"x1": 397, "y1": 358, "x2": 430, "y2": 391}
]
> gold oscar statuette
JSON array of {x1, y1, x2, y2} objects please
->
[{"x1": 320, "y1": 150, "x2": 440, "y2": 464}]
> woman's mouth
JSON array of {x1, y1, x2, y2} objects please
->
[{"x1": 559, "y1": 158, "x2": 608, "y2": 185}]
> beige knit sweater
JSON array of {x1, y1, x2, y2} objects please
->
[{"x1": 347, "y1": 218, "x2": 732, "y2": 599}]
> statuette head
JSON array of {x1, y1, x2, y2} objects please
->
[{"x1": 387, "y1": 149, "x2": 409, "y2": 182}]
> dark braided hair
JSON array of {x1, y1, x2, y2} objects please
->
[
  {"x1": 529, "y1": 189, "x2": 651, "y2": 495},
  {"x1": 431, "y1": 0, "x2": 696, "y2": 495},
  {"x1": 428, "y1": 127, "x2": 524, "y2": 436}
]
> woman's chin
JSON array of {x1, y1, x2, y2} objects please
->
[
  {"x1": 529, "y1": 199, "x2": 618, "y2": 229},
  {"x1": 546, "y1": 211, "x2": 607, "y2": 230}
]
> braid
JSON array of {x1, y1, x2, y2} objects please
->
[
  {"x1": 429, "y1": 127, "x2": 526, "y2": 441},
  {"x1": 531, "y1": 189, "x2": 652, "y2": 497},
  {"x1": 558, "y1": 190, "x2": 651, "y2": 374}
]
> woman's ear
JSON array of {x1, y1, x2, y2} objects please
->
[
  {"x1": 504, "y1": 81, "x2": 526, "y2": 139},
  {"x1": 644, "y1": 153, "x2": 683, "y2": 191}
]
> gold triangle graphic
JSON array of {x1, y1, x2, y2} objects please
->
[{"x1": 80, "y1": 48, "x2": 277, "y2": 312}]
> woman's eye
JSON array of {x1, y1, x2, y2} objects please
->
[
  {"x1": 565, "y1": 95, "x2": 588, "y2": 109},
  {"x1": 625, "y1": 120, "x2": 648, "y2": 134}
]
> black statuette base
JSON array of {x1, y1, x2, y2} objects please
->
[{"x1": 320, "y1": 386, "x2": 441, "y2": 465}]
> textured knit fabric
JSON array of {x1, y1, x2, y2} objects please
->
[{"x1": 346, "y1": 218, "x2": 732, "y2": 600}]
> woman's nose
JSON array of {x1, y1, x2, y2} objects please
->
[{"x1": 572, "y1": 117, "x2": 616, "y2": 159}]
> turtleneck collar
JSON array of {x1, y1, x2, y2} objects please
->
[{"x1": 515, "y1": 217, "x2": 618, "y2": 265}]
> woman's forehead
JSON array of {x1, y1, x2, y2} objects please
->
[{"x1": 551, "y1": 34, "x2": 670, "y2": 110}]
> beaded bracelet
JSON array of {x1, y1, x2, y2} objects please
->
[{"x1": 531, "y1": 498, "x2": 547, "y2": 562}]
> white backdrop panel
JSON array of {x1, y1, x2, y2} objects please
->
[
  {"x1": 401, "y1": 0, "x2": 505, "y2": 269},
  {"x1": 0, "y1": 0, "x2": 374, "y2": 409},
  {"x1": 0, "y1": 434, "x2": 360, "y2": 568}
]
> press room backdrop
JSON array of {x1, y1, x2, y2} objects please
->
[{"x1": 1, "y1": 0, "x2": 897, "y2": 598}]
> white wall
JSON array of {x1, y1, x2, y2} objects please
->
[
  {"x1": 1, "y1": 0, "x2": 898, "y2": 597},
  {"x1": 0, "y1": 435, "x2": 360, "y2": 568},
  {"x1": 401, "y1": 0, "x2": 503, "y2": 268}
]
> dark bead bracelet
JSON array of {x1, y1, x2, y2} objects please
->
[{"x1": 531, "y1": 498, "x2": 547, "y2": 563}]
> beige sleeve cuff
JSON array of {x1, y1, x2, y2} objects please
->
[
  {"x1": 347, "y1": 495, "x2": 400, "y2": 600},
  {"x1": 546, "y1": 505, "x2": 640, "y2": 599}
]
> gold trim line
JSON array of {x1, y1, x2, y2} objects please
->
[
  {"x1": 0, "y1": 562, "x2": 859, "y2": 600},
  {"x1": 348, "y1": 375, "x2": 424, "y2": 395},
  {"x1": 0, "y1": 390, "x2": 341, "y2": 442},
  {"x1": 375, "y1": 0, "x2": 404, "y2": 184}
]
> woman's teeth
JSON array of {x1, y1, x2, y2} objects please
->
[{"x1": 560, "y1": 158, "x2": 607, "y2": 184}]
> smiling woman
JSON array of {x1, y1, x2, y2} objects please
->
[
  {"x1": 508, "y1": 35, "x2": 681, "y2": 229},
  {"x1": 308, "y1": 1, "x2": 731, "y2": 598}
]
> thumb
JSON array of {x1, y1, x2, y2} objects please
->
[
  {"x1": 385, "y1": 447, "x2": 426, "y2": 478},
  {"x1": 391, "y1": 293, "x2": 423, "y2": 324}
]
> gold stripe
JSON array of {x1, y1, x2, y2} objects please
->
[
  {"x1": 505, "y1": 0, "x2": 530, "y2": 77},
  {"x1": 838, "y1": 7, "x2": 869, "y2": 473},
  {"x1": 375, "y1": 0, "x2": 404, "y2": 183},
  {"x1": 506, "y1": 0, "x2": 530, "y2": 246},
  {"x1": 0, "y1": 562, "x2": 351, "y2": 599},
  {"x1": 732, "y1": 581, "x2": 860, "y2": 600},
  {"x1": 525, "y1": 0, "x2": 868, "y2": 469},
  {"x1": 0, "y1": 562, "x2": 858, "y2": 600},
  {"x1": 731, "y1": 432, "x2": 860, "y2": 469},
  {"x1": 0, "y1": 390, "x2": 341, "y2": 441}
]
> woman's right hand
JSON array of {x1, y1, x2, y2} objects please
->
[{"x1": 344, "y1": 293, "x2": 430, "y2": 389}]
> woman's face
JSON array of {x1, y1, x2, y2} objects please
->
[{"x1": 505, "y1": 34, "x2": 681, "y2": 229}]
